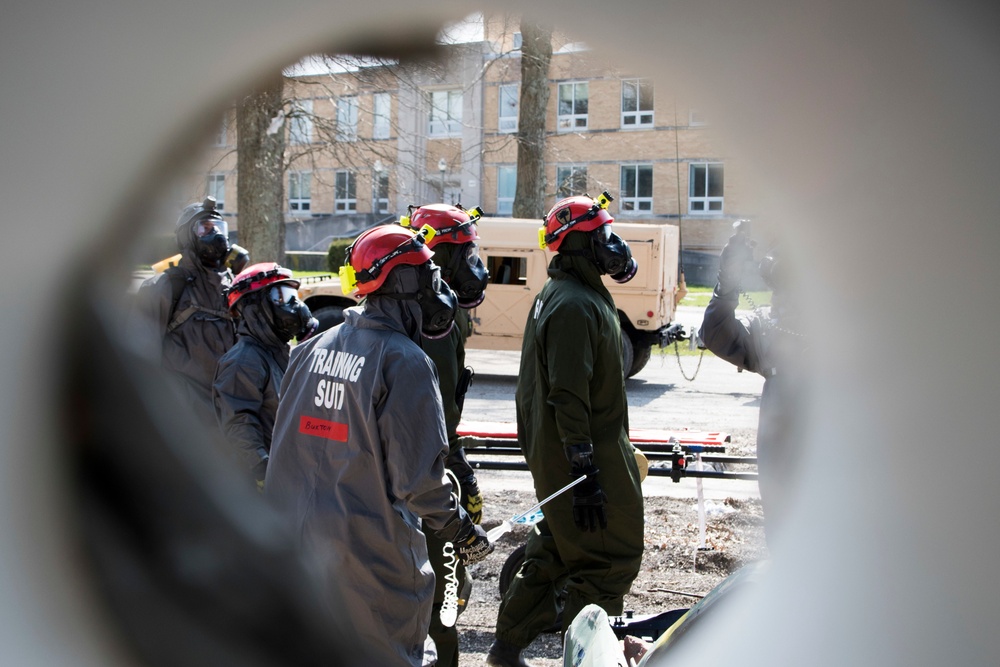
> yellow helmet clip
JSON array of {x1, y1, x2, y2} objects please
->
[
  {"x1": 399, "y1": 215, "x2": 412, "y2": 228},
  {"x1": 538, "y1": 226, "x2": 548, "y2": 250},
  {"x1": 338, "y1": 263, "x2": 358, "y2": 295},
  {"x1": 597, "y1": 190, "x2": 614, "y2": 210}
]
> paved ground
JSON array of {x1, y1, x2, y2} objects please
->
[{"x1": 462, "y1": 303, "x2": 764, "y2": 502}]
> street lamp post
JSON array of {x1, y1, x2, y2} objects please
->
[{"x1": 437, "y1": 158, "x2": 447, "y2": 202}]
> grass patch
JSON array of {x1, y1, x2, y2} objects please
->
[{"x1": 679, "y1": 285, "x2": 771, "y2": 310}]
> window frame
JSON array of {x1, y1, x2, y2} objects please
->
[
  {"x1": 557, "y1": 81, "x2": 589, "y2": 132},
  {"x1": 289, "y1": 99, "x2": 314, "y2": 145},
  {"x1": 621, "y1": 78, "x2": 654, "y2": 128},
  {"x1": 207, "y1": 173, "x2": 225, "y2": 210},
  {"x1": 288, "y1": 170, "x2": 312, "y2": 213},
  {"x1": 336, "y1": 96, "x2": 358, "y2": 142},
  {"x1": 555, "y1": 165, "x2": 588, "y2": 198},
  {"x1": 688, "y1": 162, "x2": 725, "y2": 214},
  {"x1": 335, "y1": 170, "x2": 357, "y2": 214},
  {"x1": 428, "y1": 89, "x2": 463, "y2": 137},
  {"x1": 375, "y1": 171, "x2": 389, "y2": 214},
  {"x1": 373, "y1": 92, "x2": 391, "y2": 140},
  {"x1": 498, "y1": 84, "x2": 518, "y2": 134},
  {"x1": 619, "y1": 164, "x2": 654, "y2": 214},
  {"x1": 496, "y1": 165, "x2": 516, "y2": 216}
]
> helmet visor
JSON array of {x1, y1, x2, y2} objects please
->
[
  {"x1": 195, "y1": 216, "x2": 228, "y2": 238},
  {"x1": 268, "y1": 284, "x2": 299, "y2": 306}
]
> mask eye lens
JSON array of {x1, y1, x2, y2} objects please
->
[
  {"x1": 429, "y1": 266, "x2": 442, "y2": 292},
  {"x1": 465, "y1": 242, "x2": 480, "y2": 265},
  {"x1": 196, "y1": 220, "x2": 218, "y2": 237},
  {"x1": 594, "y1": 225, "x2": 612, "y2": 242},
  {"x1": 269, "y1": 284, "x2": 297, "y2": 305}
]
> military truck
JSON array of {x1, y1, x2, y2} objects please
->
[{"x1": 297, "y1": 217, "x2": 684, "y2": 377}]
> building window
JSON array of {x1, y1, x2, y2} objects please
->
[
  {"x1": 621, "y1": 79, "x2": 654, "y2": 128},
  {"x1": 512, "y1": 32, "x2": 523, "y2": 51},
  {"x1": 207, "y1": 173, "x2": 225, "y2": 210},
  {"x1": 555, "y1": 165, "x2": 588, "y2": 198},
  {"x1": 289, "y1": 100, "x2": 314, "y2": 144},
  {"x1": 373, "y1": 93, "x2": 391, "y2": 140},
  {"x1": 336, "y1": 96, "x2": 358, "y2": 142},
  {"x1": 499, "y1": 84, "x2": 518, "y2": 134},
  {"x1": 289, "y1": 171, "x2": 311, "y2": 212},
  {"x1": 689, "y1": 162, "x2": 724, "y2": 214},
  {"x1": 428, "y1": 89, "x2": 462, "y2": 137},
  {"x1": 689, "y1": 109, "x2": 707, "y2": 126},
  {"x1": 335, "y1": 170, "x2": 357, "y2": 213},
  {"x1": 497, "y1": 166, "x2": 516, "y2": 216},
  {"x1": 375, "y1": 172, "x2": 389, "y2": 214},
  {"x1": 620, "y1": 164, "x2": 653, "y2": 213},
  {"x1": 213, "y1": 119, "x2": 228, "y2": 147},
  {"x1": 557, "y1": 81, "x2": 588, "y2": 132}
]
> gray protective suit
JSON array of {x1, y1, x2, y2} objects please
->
[
  {"x1": 265, "y1": 296, "x2": 475, "y2": 667},
  {"x1": 699, "y1": 287, "x2": 808, "y2": 538},
  {"x1": 496, "y1": 233, "x2": 645, "y2": 648},
  {"x1": 212, "y1": 298, "x2": 289, "y2": 483},
  {"x1": 130, "y1": 247, "x2": 236, "y2": 427}
]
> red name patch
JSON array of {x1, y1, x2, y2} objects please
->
[{"x1": 299, "y1": 415, "x2": 349, "y2": 442}]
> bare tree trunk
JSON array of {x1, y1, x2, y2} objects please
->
[
  {"x1": 236, "y1": 75, "x2": 286, "y2": 265},
  {"x1": 512, "y1": 20, "x2": 552, "y2": 220}
]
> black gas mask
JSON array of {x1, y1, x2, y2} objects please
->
[
  {"x1": 380, "y1": 262, "x2": 458, "y2": 339},
  {"x1": 176, "y1": 197, "x2": 231, "y2": 270},
  {"x1": 440, "y1": 242, "x2": 489, "y2": 308},
  {"x1": 266, "y1": 284, "x2": 318, "y2": 343},
  {"x1": 590, "y1": 225, "x2": 638, "y2": 283},
  {"x1": 193, "y1": 217, "x2": 231, "y2": 270}
]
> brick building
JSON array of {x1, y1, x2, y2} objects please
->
[{"x1": 187, "y1": 16, "x2": 750, "y2": 276}]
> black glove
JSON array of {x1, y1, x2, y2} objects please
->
[
  {"x1": 717, "y1": 231, "x2": 755, "y2": 295},
  {"x1": 454, "y1": 522, "x2": 492, "y2": 565},
  {"x1": 565, "y1": 443, "x2": 608, "y2": 532},
  {"x1": 664, "y1": 323, "x2": 688, "y2": 343},
  {"x1": 447, "y1": 448, "x2": 484, "y2": 524}
]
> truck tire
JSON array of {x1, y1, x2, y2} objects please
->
[
  {"x1": 499, "y1": 543, "x2": 564, "y2": 633},
  {"x1": 628, "y1": 341, "x2": 652, "y2": 377},
  {"x1": 313, "y1": 305, "x2": 345, "y2": 334}
]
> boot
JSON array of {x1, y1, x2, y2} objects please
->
[{"x1": 485, "y1": 638, "x2": 534, "y2": 667}]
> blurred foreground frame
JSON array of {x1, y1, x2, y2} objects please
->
[{"x1": 63, "y1": 280, "x2": 374, "y2": 667}]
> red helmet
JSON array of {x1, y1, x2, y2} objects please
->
[
  {"x1": 340, "y1": 224, "x2": 434, "y2": 296},
  {"x1": 227, "y1": 263, "x2": 299, "y2": 310},
  {"x1": 401, "y1": 203, "x2": 482, "y2": 248},
  {"x1": 540, "y1": 192, "x2": 615, "y2": 252}
]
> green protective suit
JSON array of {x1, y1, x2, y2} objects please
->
[
  {"x1": 421, "y1": 300, "x2": 473, "y2": 667},
  {"x1": 496, "y1": 232, "x2": 644, "y2": 648}
]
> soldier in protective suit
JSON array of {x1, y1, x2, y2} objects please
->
[
  {"x1": 699, "y1": 224, "x2": 808, "y2": 542},
  {"x1": 402, "y1": 203, "x2": 491, "y2": 667},
  {"x1": 487, "y1": 193, "x2": 645, "y2": 667},
  {"x1": 130, "y1": 196, "x2": 241, "y2": 427},
  {"x1": 212, "y1": 263, "x2": 318, "y2": 489},
  {"x1": 265, "y1": 224, "x2": 492, "y2": 667}
]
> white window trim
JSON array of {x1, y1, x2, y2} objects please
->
[
  {"x1": 335, "y1": 170, "x2": 357, "y2": 214},
  {"x1": 619, "y1": 164, "x2": 654, "y2": 214},
  {"x1": 288, "y1": 171, "x2": 311, "y2": 213},
  {"x1": 496, "y1": 165, "x2": 516, "y2": 216},
  {"x1": 499, "y1": 84, "x2": 518, "y2": 134},
  {"x1": 688, "y1": 162, "x2": 724, "y2": 215},
  {"x1": 289, "y1": 100, "x2": 314, "y2": 144},
  {"x1": 336, "y1": 96, "x2": 358, "y2": 142},
  {"x1": 557, "y1": 81, "x2": 588, "y2": 132},
  {"x1": 373, "y1": 93, "x2": 391, "y2": 140},
  {"x1": 621, "y1": 79, "x2": 654, "y2": 129},
  {"x1": 555, "y1": 165, "x2": 588, "y2": 198},
  {"x1": 208, "y1": 173, "x2": 225, "y2": 210},
  {"x1": 428, "y1": 89, "x2": 463, "y2": 138}
]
